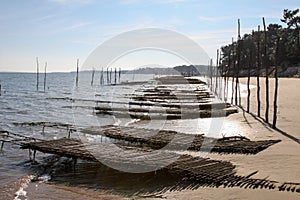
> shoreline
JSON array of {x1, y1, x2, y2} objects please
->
[{"x1": 1, "y1": 77, "x2": 299, "y2": 199}]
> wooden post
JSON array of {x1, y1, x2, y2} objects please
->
[
  {"x1": 256, "y1": 26, "x2": 261, "y2": 117},
  {"x1": 0, "y1": 80, "x2": 2, "y2": 96},
  {"x1": 115, "y1": 68, "x2": 117, "y2": 84},
  {"x1": 119, "y1": 67, "x2": 121, "y2": 82},
  {"x1": 110, "y1": 68, "x2": 112, "y2": 84},
  {"x1": 91, "y1": 68, "x2": 95, "y2": 86},
  {"x1": 100, "y1": 67, "x2": 104, "y2": 85},
  {"x1": 247, "y1": 37, "x2": 252, "y2": 113},
  {"x1": 107, "y1": 67, "x2": 109, "y2": 84},
  {"x1": 231, "y1": 37, "x2": 236, "y2": 105},
  {"x1": 100, "y1": 68, "x2": 102, "y2": 85},
  {"x1": 219, "y1": 50, "x2": 225, "y2": 100},
  {"x1": 36, "y1": 57, "x2": 39, "y2": 91},
  {"x1": 210, "y1": 59, "x2": 213, "y2": 90},
  {"x1": 235, "y1": 19, "x2": 241, "y2": 106},
  {"x1": 215, "y1": 49, "x2": 219, "y2": 97},
  {"x1": 207, "y1": 60, "x2": 209, "y2": 87},
  {"x1": 43, "y1": 62, "x2": 47, "y2": 92},
  {"x1": 224, "y1": 49, "x2": 231, "y2": 102},
  {"x1": 263, "y1": 17, "x2": 269, "y2": 123},
  {"x1": 273, "y1": 37, "x2": 280, "y2": 128},
  {"x1": 76, "y1": 59, "x2": 79, "y2": 87},
  {"x1": 207, "y1": 61, "x2": 210, "y2": 87}
]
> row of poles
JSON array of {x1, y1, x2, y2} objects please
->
[
  {"x1": 36, "y1": 58, "x2": 122, "y2": 91},
  {"x1": 207, "y1": 18, "x2": 279, "y2": 128},
  {"x1": 75, "y1": 59, "x2": 122, "y2": 87}
]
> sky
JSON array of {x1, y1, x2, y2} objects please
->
[{"x1": 0, "y1": 0, "x2": 299, "y2": 72}]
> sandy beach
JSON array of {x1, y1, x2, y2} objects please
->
[{"x1": 165, "y1": 77, "x2": 300, "y2": 199}]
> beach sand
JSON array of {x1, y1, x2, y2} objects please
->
[
  {"x1": 21, "y1": 77, "x2": 299, "y2": 200},
  {"x1": 165, "y1": 77, "x2": 300, "y2": 199}
]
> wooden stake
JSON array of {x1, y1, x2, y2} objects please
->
[
  {"x1": 231, "y1": 38, "x2": 236, "y2": 105},
  {"x1": 210, "y1": 59, "x2": 213, "y2": 90},
  {"x1": 110, "y1": 68, "x2": 112, "y2": 84},
  {"x1": 91, "y1": 68, "x2": 95, "y2": 86},
  {"x1": 247, "y1": 33, "x2": 253, "y2": 113},
  {"x1": 263, "y1": 17, "x2": 269, "y2": 123},
  {"x1": 106, "y1": 67, "x2": 109, "y2": 84},
  {"x1": 273, "y1": 37, "x2": 280, "y2": 128},
  {"x1": 218, "y1": 50, "x2": 222, "y2": 99},
  {"x1": 220, "y1": 51, "x2": 223, "y2": 99},
  {"x1": 235, "y1": 19, "x2": 241, "y2": 106},
  {"x1": 115, "y1": 68, "x2": 117, "y2": 84},
  {"x1": 215, "y1": 49, "x2": 219, "y2": 97},
  {"x1": 76, "y1": 59, "x2": 79, "y2": 87},
  {"x1": 44, "y1": 62, "x2": 47, "y2": 92},
  {"x1": 225, "y1": 49, "x2": 231, "y2": 102},
  {"x1": 36, "y1": 57, "x2": 39, "y2": 91},
  {"x1": 256, "y1": 25, "x2": 261, "y2": 117},
  {"x1": 100, "y1": 67, "x2": 104, "y2": 85}
]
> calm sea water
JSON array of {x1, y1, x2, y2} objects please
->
[{"x1": 0, "y1": 72, "x2": 152, "y2": 189}]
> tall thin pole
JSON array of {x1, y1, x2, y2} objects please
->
[
  {"x1": 114, "y1": 68, "x2": 117, "y2": 84},
  {"x1": 110, "y1": 68, "x2": 112, "y2": 84},
  {"x1": 207, "y1": 61, "x2": 210, "y2": 87},
  {"x1": 218, "y1": 50, "x2": 222, "y2": 99},
  {"x1": 210, "y1": 59, "x2": 213, "y2": 90},
  {"x1": 263, "y1": 17, "x2": 269, "y2": 123},
  {"x1": 215, "y1": 49, "x2": 219, "y2": 97},
  {"x1": 44, "y1": 62, "x2": 47, "y2": 92},
  {"x1": 36, "y1": 57, "x2": 39, "y2": 91},
  {"x1": 106, "y1": 67, "x2": 109, "y2": 84},
  {"x1": 247, "y1": 49, "x2": 252, "y2": 113},
  {"x1": 76, "y1": 59, "x2": 79, "y2": 87},
  {"x1": 100, "y1": 67, "x2": 104, "y2": 85},
  {"x1": 91, "y1": 68, "x2": 95, "y2": 86},
  {"x1": 231, "y1": 37, "x2": 236, "y2": 105},
  {"x1": 273, "y1": 37, "x2": 280, "y2": 128},
  {"x1": 224, "y1": 49, "x2": 231, "y2": 102},
  {"x1": 119, "y1": 67, "x2": 121, "y2": 82},
  {"x1": 256, "y1": 26, "x2": 261, "y2": 117},
  {"x1": 235, "y1": 19, "x2": 241, "y2": 106},
  {"x1": 219, "y1": 51, "x2": 223, "y2": 100}
]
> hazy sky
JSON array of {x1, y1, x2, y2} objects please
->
[{"x1": 0, "y1": 0, "x2": 299, "y2": 72}]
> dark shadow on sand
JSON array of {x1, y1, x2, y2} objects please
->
[{"x1": 240, "y1": 107, "x2": 300, "y2": 145}]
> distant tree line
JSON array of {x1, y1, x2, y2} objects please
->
[{"x1": 220, "y1": 9, "x2": 300, "y2": 77}]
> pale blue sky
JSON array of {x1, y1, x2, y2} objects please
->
[{"x1": 0, "y1": 0, "x2": 299, "y2": 72}]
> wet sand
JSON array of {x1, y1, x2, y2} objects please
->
[{"x1": 13, "y1": 78, "x2": 300, "y2": 199}]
